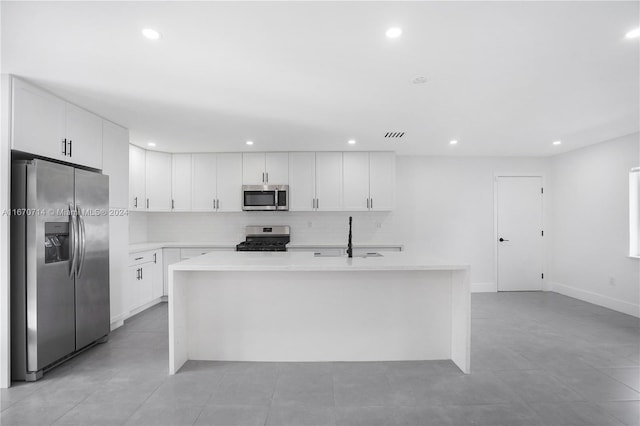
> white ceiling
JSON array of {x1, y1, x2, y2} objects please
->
[{"x1": 1, "y1": 1, "x2": 638, "y2": 156}]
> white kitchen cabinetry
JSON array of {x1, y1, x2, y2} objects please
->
[
  {"x1": 242, "y1": 152, "x2": 288, "y2": 184},
  {"x1": 343, "y1": 152, "x2": 370, "y2": 211},
  {"x1": 368, "y1": 152, "x2": 396, "y2": 211},
  {"x1": 102, "y1": 120, "x2": 129, "y2": 327},
  {"x1": 162, "y1": 248, "x2": 181, "y2": 297},
  {"x1": 129, "y1": 145, "x2": 146, "y2": 210},
  {"x1": 192, "y1": 153, "x2": 217, "y2": 211},
  {"x1": 192, "y1": 153, "x2": 242, "y2": 212},
  {"x1": 171, "y1": 154, "x2": 192, "y2": 211},
  {"x1": 315, "y1": 152, "x2": 343, "y2": 211},
  {"x1": 288, "y1": 152, "x2": 316, "y2": 211},
  {"x1": 11, "y1": 77, "x2": 103, "y2": 169},
  {"x1": 145, "y1": 151, "x2": 172, "y2": 211},
  {"x1": 64, "y1": 103, "x2": 103, "y2": 169},
  {"x1": 127, "y1": 250, "x2": 162, "y2": 316},
  {"x1": 343, "y1": 152, "x2": 395, "y2": 211},
  {"x1": 102, "y1": 121, "x2": 129, "y2": 208},
  {"x1": 216, "y1": 153, "x2": 243, "y2": 211}
]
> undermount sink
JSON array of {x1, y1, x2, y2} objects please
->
[{"x1": 313, "y1": 252, "x2": 384, "y2": 258}]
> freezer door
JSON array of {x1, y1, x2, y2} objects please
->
[
  {"x1": 26, "y1": 160, "x2": 76, "y2": 373},
  {"x1": 74, "y1": 169, "x2": 110, "y2": 349}
]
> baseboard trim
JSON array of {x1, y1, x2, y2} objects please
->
[
  {"x1": 549, "y1": 281, "x2": 640, "y2": 318},
  {"x1": 471, "y1": 282, "x2": 497, "y2": 293},
  {"x1": 110, "y1": 315, "x2": 126, "y2": 331}
]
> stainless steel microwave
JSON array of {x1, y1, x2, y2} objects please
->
[{"x1": 242, "y1": 185, "x2": 289, "y2": 211}]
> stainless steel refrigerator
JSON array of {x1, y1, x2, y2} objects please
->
[{"x1": 11, "y1": 158, "x2": 110, "y2": 381}]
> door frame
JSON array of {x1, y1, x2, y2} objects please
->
[{"x1": 493, "y1": 174, "x2": 546, "y2": 292}]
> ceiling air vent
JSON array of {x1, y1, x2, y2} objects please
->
[{"x1": 385, "y1": 132, "x2": 405, "y2": 138}]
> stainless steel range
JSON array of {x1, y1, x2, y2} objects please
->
[{"x1": 236, "y1": 226, "x2": 290, "y2": 252}]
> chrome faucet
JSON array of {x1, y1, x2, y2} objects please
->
[{"x1": 347, "y1": 216, "x2": 353, "y2": 258}]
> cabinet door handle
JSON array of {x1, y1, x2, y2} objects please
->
[
  {"x1": 153, "y1": 253, "x2": 157, "y2": 264},
  {"x1": 217, "y1": 199, "x2": 220, "y2": 209},
  {"x1": 370, "y1": 198, "x2": 373, "y2": 209},
  {"x1": 136, "y1": 268, "x2": 140, "y2": 280},
  {"x1": 146, "y1": 198, "x2": 149, "y2": 209},
  {"x1": 134, "y1": 197, "x2": 138, "y2": 208},
  {"x1": 265, "y1": 172, "x2": 268, "y2": 183},
  {"x1": 135, "y1": 256, "x2": 143, "y2": 261},
  {"x1": 62, "y1": 139, "x2": 67, "y2": 155},
  {"x1": 68, "y1": 140, "x2": 72, "y2": 157},
  {"x1": 140, "y1": 268, "x2": 143, "y2": 280},
  {"x1": 316, "y1": 198, "x2": 319, "y2": 209},
  {"x1": 367, "y1": 198, "x2": 370, "y2": 209},
  {"x1": 171, "y1": 199, "x2": 175, "y2": 209}
]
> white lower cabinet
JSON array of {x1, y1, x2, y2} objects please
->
[
  {"x1": 127, "y1": 250, "x2": 163, "y2": 316},
  {"x1": 162, "y1": 248, "x2": 181, "y2": 297}
]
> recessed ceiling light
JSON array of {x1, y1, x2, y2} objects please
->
[
  {"x1": 386, "y1": 27, "x2": 402, "y2": 38},
  {"x1": 246, "y1": 141, "x2": 254, "y2": 145},
  {"x1": 348, "y1": 139, "x2": 356, "y2": 145},
  {"x1": 142, "y1": 28, "x2": 161, "y2": 40},
  {"x1": 625, "y1": 28, "x2": 640, "y2": 39},
  {"x1": 552, "y1": 140, "x2": 562, "y2": 146},
  {"x1": 449, "y1": 140, "x2": 458, "y2": 145},
  {"x1": 147, "y1": 142, "x2": 156, "y2": 147}
]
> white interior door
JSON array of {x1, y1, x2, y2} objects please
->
[{"x1": 497, "y1": 176, "x2": 543, "y2": 291}]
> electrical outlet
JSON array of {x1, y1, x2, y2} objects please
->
[{"x1": 609, "y1": 276, "x2": 616, "y2": 286}]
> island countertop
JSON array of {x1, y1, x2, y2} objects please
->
[{"x1": 169, "y1": 251, "x2": 469, "y2": 272}]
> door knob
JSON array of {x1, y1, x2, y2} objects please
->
[{"x1": 499, "y1": 238, "x2": 510, "y2": 242}]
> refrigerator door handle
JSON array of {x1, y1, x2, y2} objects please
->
[
  {"x1": 69, "y1": 204, "x2": 78, "y2": 277},
  {"x1": 76, "y1": 206, "x2": 87, "y2": 277}
]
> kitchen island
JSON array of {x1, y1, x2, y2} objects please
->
[{"x1": 168, "y1": 252, "x2": 470, "y2": 374}]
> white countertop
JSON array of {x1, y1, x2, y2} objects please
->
[
  {"x1": 129, "y1": 242, "x2": 404, "y2": 254},
  {"x1": 169, "y1": 251, "x2": 468, "y2": 272}
]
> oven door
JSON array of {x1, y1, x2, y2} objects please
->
[{"x1": 243, "y1": 186, "x2": 277, "y2": 211}]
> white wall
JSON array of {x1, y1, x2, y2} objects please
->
[
  {"x1": 144, "y1": 155, "x2": 551, "y2": 289},
  {"x1": 549, "y1": 133, "x2": 640, "y2": 317}
]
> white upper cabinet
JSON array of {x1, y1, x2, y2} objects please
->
[
  {"x1": 265, "y1": 153, "x2": 288, "y2": 184},
  {"x1": 242, "y1": 152, "x2": 288, "y2": 184},
  {"x1": 315, "y1": 152, "x2": 343, "y2": 211},
  {"x1": 242, "y1": 153, "x2": 266, "y2": 184},
  {"x1": 65, "y1": 103, "x2": 103, "y2": 169},
  {"x1": 102, "y1": 121, "x2": 129, "y2": 208},
  {"x1": 11, "y1": 77, "x2": 103, "y2": 169},
  {"x1": 369, "y1": 152, "x2": 395, "y2": 211},
  {"x1": 171, "y1": 154, "x2": 192, "y2": 211},
  {"x1": 191, "y1": 153, "x2": 218, "y2": 211},
  {"x1": 12, "y1": 78, "x2": 66, "y2": 161},
  {"x1": 288, "y1": 152, "x2": 316, "y2": 211},
  {"x1": 343, "y1": 152, "x2": 370, "y2": 211},
  {"x1": 216, "y1": 153, "x2": 243, "y2": 212},
  {"x1": 145, "y1": 151, "x2": 172, "y2": 211},
  {"x1": 342, "y1": 152, "x2": 395, "y2": 211},
  {"x1": 129, "y1": 145, "x2": 146, "y2": 210}
]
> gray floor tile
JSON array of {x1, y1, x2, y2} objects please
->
[
  {"x1": 555, "y1": 368, "x2": 640, "y2": 402},
  {"x1": 267, "y1": 405, "x2": 336, "y2": 426},
  {"x1": 599, "y1": 401, "x2": 640, "y2": 426},
  {"x1": 195, "y1": 405, "x2": 269, "y2": 426},
  {"x1": 530, "y1": 402, "x2": 625, "y2": 425},
  {"x1": 335, "y1": 406, "x2": 402, "y2": 426},
  {"x1": 440, "y1": 402, "x2": 542, "y2": 426},
  {"x1": 53, "y1": 402, "x2": 140, "y2": 425},
  {"x1": 208, "y1": 373, "x2": 278, "y2": 406},
  {"x1": 0, "y1": 402, "x2": 77, "y2": 426},
  {"x1": 394, "y1": 405, "x2": 454, "y2": 426},
  {"x1": 333, "y1": 373, "x2": 393, "y2": 407},
  {"x1": 273, "y1": 373, "x2": 334, "y2": 407},
  {"x1": 600, "y1": 367, "x2": 640, "y2": 392},
  {"x1": 494, "y1": 369, "x2": 585, "y2": 402},
  {"x1": 125, "y1": 401, "x2": 204, "y2": 426}
]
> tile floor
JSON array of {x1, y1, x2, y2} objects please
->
[{"x1": 1, "y1": 292, "x2": 639, "y2": 425}]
